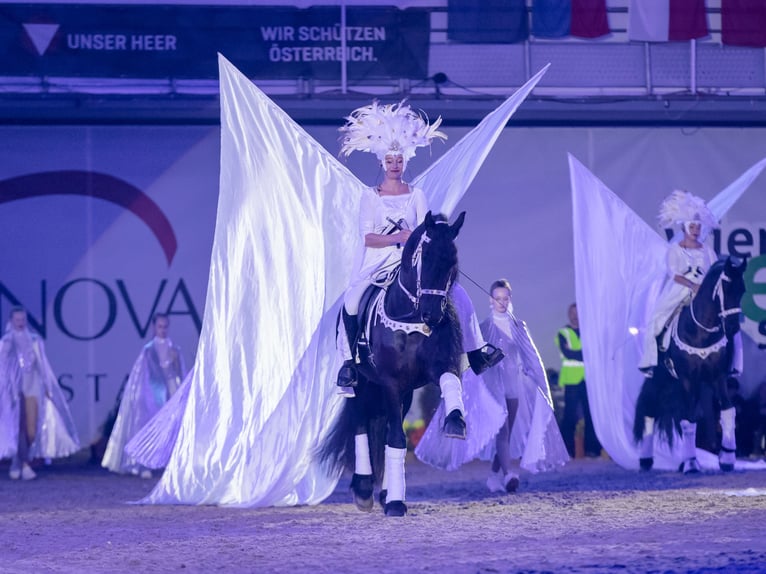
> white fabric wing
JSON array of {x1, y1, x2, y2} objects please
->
[
  {"x1": 145, "y1": 56, "x2": 548, "y2": 507},
  {"x1": 145, "y1": 56, "x2": 366, "y2": 506},
  {"x1": 413, "y1": 65, "x2": 550, "y2": 215}
]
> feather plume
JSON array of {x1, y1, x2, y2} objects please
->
[
  {"x1": 339, "y1": 100, "x2": 447, "y2": 163},
  {"x1": 658, "y1": 189, "x2": 718, "y2": 230}
]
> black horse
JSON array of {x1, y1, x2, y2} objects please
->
[
  {"x1": 634, "y1": 256, "x2": 747, "y2": 473},
  {"x1": 320, "y1": 211, "x2": 466, "y2": 517}
]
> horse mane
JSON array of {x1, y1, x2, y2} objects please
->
[
  {"x1": 696, "y1": 257, "x2": 725, "y2": 298},
  {"x1": 400, "y1": 224, "x2": 425, "y2": 273},
  {"x1": 400, "y1": 213, "x2": 458, "y2": 276}
]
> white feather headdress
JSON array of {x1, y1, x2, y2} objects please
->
[
  {"x1": 339, "y1": 100, "x2": 447, "y2": 164},
  {"x1": 658, "y1": 190, "x2": 718, "y2": 228}
]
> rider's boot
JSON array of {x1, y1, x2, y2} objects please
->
[
  {"x1": 467, "y1": 343, "x2": 504, "y2": 375},
  {"x1": 337, "y1": 309, "x2": 359, "y2": 388},
  {"x1": 439, "y1": 372, "x2": 466, "y2": 439}
]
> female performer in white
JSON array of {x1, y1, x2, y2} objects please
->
[
  {"x1": 335, "y1": 101, "x2": 503, "y2": 399},
  {"x1": 638, "y1": 190, "x2": 741, "y2": 378}
]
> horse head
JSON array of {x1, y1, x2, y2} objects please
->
[
  {"x1": 719, "y1": 256, "x2": 747, "y2": 338},
  {"x1": 693, "y1": 256, "x2": 747, "y2": 339},
  {"x1": 400, "y1": 210, "x2": 465, "y2": 328}
]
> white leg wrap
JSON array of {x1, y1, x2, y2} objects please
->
[
  {"x1": 720, "y1": 407, "x2": 736, "y2": 451},
  {"x1": 732, "y1": 331, "x2": 743, "y2": 374},
  {"x1": 640, "y1": 417, "x2": 654, "y2": 459},
  {"x1": 439, "y1": 372, "x2": 465, "y2": 417},
  {"x1": 384, "y1": 446, "x2": 406, "y2": 502},
  {"x1": 354, "y1": 434, "x2": 373, "y2": 476},
  {"x1": 680, "y1": 420, "x2": 697, "y2": 461}
]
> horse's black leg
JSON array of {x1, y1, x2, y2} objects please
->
[
  {"x1": 717, "y1": 375, "x2": 737, "y2": 472},
  {"x1": 634, "y1": 377, "x2": 660, "y2": 471},
  {"x1": 347, "y1": 391, "x2": 375, "y2": 512},
  {"x1": 350, "y1": 431, "x2": 374, "y2": 511},
  {"x1": 680, "y1": 377, "x2": 701, "y2": 474},
  {"x1": 382, "y1": 383, "x2": 407, "y2": 517}
]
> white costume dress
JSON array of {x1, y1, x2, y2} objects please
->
[
  {"x1": 340, "y1": 185, "x2": 486, "y2": 358},
  {"x1": 102, "y1": 337, "x2": 185, "y2": 474},
  {"x1": 0, "y1": 326, "x2": 80, "y2": 461},
  {"x1": 416, "y1": 311, "x2": 569, "y2": 472},
  {"x1": 343, "y1": 186, "x2": 428, "y2": 314},
  {"x1": 639, "y1": 242, "x2": 717, "y2": 369}
]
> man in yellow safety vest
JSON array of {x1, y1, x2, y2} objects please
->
[{"x1": 556, "y1": 303, "x2": 601, "y2": 458}]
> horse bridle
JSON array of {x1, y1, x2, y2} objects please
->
[
  {"x1": 688, "y1": 271, "x2": 741, "y2": 335},
  {"x1": 397, "y1": 226, "x2": 453, "y2": 311}
]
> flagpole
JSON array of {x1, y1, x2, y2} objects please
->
[{"x1": 340, "y1": 1, "x2": 347, "y2": 95}]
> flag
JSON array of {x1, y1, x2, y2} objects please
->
[
  {"x1": 628, "y1": 0, "x2": 708, "y2": 42},
  {"x1": 722, "y1": 0, "x2": 766, "y2": 47},
  {"x1": 533, "y1": 0, "x2": 610, "y2": 39},
  {"x1": 448, "y1": 0, "x2": 529, "y2": 44}
]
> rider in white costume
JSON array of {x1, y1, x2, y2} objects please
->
[
  {"x1": 638, "y1": 190, "x2": 741, "y2": 377},
  {"x1": 335, "y1": 102, "x2": 503, "y2": 396}
]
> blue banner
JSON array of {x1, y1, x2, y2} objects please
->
[{"x1": 0, "y1": 4, "x2": 430, "y2": 80}]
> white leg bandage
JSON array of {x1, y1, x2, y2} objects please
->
[
  {"x1": 384, "y1": 445, "x2": 406, "y2": 502},
  {"x1": 720, "y1": 407, "x2": 736, "y2": 451},
  {"x1": 680, "y1": 420, "x2": 697, "y2": 461},
  {"x1": 640, "y1": 417, "x2": 655, "y2": 459},
  {"x1": 439, "y1": 372, "x2": 465, "y2": 417},
  {"x1": 732, "y1": 331, "x2": 743, "y2": 374},
  {"x1": 354, "y1": 434, "x2": 373, "y2": 476}
]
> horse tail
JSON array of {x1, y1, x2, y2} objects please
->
[
  {"x1": 655, "y1": 375, "x2": 687, "y2": 446},
  {"x1": 317, "y1": 396, "x2": 358, "y2": 476},
  {"x1": 316, "y1": 380, "x2": 389, "y2": 482},
  {"x1": 634, "y1": 368, "x2": 686, "y2": 446}
]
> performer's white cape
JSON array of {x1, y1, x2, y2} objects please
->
[
  {"x1": 415, "y1": 314, "x2": 569, "y2": 473},
  {"x1": 0, "y1": 332, "x2": 80, "y2": 460},
  {"x1": 142, "y1": 56, "x2": 549, "y2": 506},
  {"x1": 569, "y1": 153, "x2": 766, "y2": 471}
]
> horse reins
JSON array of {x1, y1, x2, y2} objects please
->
[
  {"x1": 688, "y1": 271, "x2": 741, "y2": 334},
  {"x1": 396, "y1": 225, "x2": 453, "y2": 311}
]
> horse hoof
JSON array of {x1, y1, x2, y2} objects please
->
[
  {"x1": 350, "y1": 474, "x2": 374, "y2": 512},
  {"x1": 442, "y1": 409, "x2": 466, "y2": 440},
  {"x1": 639, "y1": 457, "x2": 654, "y2": 472},
  {"x1": 378, "y1": 489, "x2": 387, "y2": 508},
  {"x1": 719, "y1": 447, "x2": 736, "y2": 472},
  {"x1": 504, "y1": 476, "x2": 519, "y2": 493},
  {"x1": 384, "y1": 501, "x2": 407, "y2": 517},
  {"x1": 681, "y1": 458, "x2": 701, "y2": 475}
]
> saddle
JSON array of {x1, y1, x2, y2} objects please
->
[{"x1": 348, "y1": 283, "x2": 383, "y2": 373}]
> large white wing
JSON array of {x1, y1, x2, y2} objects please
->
[
  {"x1": 414, "y1": 65, "x2": 550, "y2": 216},
  {"x1": 146, "y1": 56, "x2": 546, "y2": 507}
]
